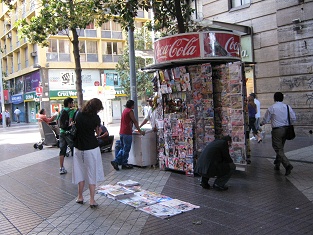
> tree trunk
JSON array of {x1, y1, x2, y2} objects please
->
[
  {"x1": 174, "y1": 0, "x2": 185, "y2": 33},
  {"x1": 71, "y1": 28, "x2": 83, "y2": 109}
]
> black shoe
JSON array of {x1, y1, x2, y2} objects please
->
[
  {"x1": 200, "y1": 182, "x2": 210, "y2": 189},
  {"x1": 213, "y1": 184, "x2": 228, "y2": 191},
  {"x1": 274, "y1": 165, "x2": 280, "y2": 171},
  {"x1": 285, "y1": 165, "x2": 293, "y2": 176},
  {"x1": 110, "y1": 161, "x2": 119, "y2": 171},
  {"x1": 122, "y1": 164, "x2": 133, "y2": 169}
]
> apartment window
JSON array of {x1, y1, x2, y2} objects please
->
[
  {"x1": 102, "y1": 41, "x2": 123, "y2": 62},
  {"x1": 101, "y1": 22, "x2": 110, "y2": 31},
  {"x1": 24, "y1": 47, "x2": 29, "y2": 67},
  {"x1": 112, "y1": 22, "x2": 122, "y2": 32},
  {"x1": 231, "y1": 0, "x2": 250, "y2": 8},
  {"x1": 46, "y1": 39, "x2": 70, "y2": 62},
  {"x1": 137, "y1": 10, "x2": 144, "y2": 18},
  {"x1": 17, "y1": 52, "x2": 21, "y2": 71},
  {"x1": 30, "y1": 0, "x2": 35, "y2": 11},
  {"x1": 10, "y1": 57, "x2": 13, "y2": 74},
  {"x1": 22, "y1": 2, "x2": 26, "y2": 17},
  {"x1": 79, "y1": 40, "x2": 98, "y2": 62},
  {"x1": 77, "y1": 22, "x2": 97, "y2": 37}
]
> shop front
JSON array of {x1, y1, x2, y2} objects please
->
[
  {"x1": 145, "y1": 31, "x2": 249, "y2": 175},
  {"x1": 24, "y1": 92, "x2": 40, "y2": 123},
  {"x1": 24, "y1": 71, "x2": 41, "y2": 123}
]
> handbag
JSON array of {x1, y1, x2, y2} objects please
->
[
  {"x1": 65, "y1": 111, "x2": 79, "y2": 147},
  {"x1": 286, "y1": 105, "x2": 295, "y2": 140}
]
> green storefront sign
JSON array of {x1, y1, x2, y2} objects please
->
[
  {"x1": 24, "y1": 92, "x2": 39, "y2": 101},
  {"x1": 50, "y1": 90, "x2": 77, "y2": 98}
]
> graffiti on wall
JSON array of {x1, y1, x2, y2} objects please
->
[{"x1": 281, "y1": 76, "x2": 313, "y2": 89}]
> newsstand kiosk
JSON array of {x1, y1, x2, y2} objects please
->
[{"x1": 144, "y1": 31, "x2": 249, "y2": 176}]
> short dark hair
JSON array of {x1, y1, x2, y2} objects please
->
[
  {"x1": 39, "y1": 108, "x2": 45, "y2": 114},
  {"x1": 64, "y1": 97, "x2": 74, "y2": 107},
  {"x1": 250, "y1": 93, "x2": 256, "y2": 98},
  {"x1": 274, "y1": 92, "x2": 284, "y2": 102},
  {"x1": 126, "y1": 100, "x2": 135, "y2": 108}
]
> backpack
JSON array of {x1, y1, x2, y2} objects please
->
[{"x1": 58, "y1": 109, "x2": 70, "y2": 130}]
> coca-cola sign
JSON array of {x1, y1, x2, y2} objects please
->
[
  {"x1": 154, "y1": 32, "x2": 241, "y2": 64},
  {"x1": 203, "y1": 32, "x2": 240, "y2": 58},
  {"x1": 154, "y1": 34, "x2": 201, "y2": 63}
]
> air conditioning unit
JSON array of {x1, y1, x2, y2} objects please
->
[{"x1": 31, "y1": 51, "x2": 37, "y2": 57}]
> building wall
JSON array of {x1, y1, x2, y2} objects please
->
[{"x1": 202, "y1": 0, "x2": 313, "y2": 136}]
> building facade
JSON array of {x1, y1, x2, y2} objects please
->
[
  {"x1": 0, "y1": 0, "x2": 149, "y2": 123},
  {"x1": 198, "y1": 0, "x2": 313, "y2": 136}
]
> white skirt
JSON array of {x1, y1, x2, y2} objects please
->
[{"x1": 72, "y1": 147, "x2": 105, "y2": 185}]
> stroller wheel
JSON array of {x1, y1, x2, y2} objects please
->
[
  {"x1": 38, "y1": 145, "x2": 43, "y2": 150},
  {"x1": 33, "y1": 143, "x2": 38, "y2": 149}
]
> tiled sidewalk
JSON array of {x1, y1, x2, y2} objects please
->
[{"x1": 1, "y1": 123, "x2": 313, "y2": 234}]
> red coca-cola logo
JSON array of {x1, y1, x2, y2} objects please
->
[
  {"x1": 155, "y1": 34, "x2": 201, "y2": 63},
  {"x1": 225, "y1": 36, "x2": 240, "y2": 56}
]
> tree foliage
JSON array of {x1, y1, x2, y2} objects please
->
[
  {"x1": 11, "y1": 0, "x2": 111, "y2": 108},
  {"x1": 116, "y1": 26, "x2": 154, "y2": 100},
  {"x1": 1, "y1": 0, "x2": 195, "y2": 108}
]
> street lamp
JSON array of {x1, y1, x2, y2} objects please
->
[{"x1": 0, "y1": 53, "x2": 6, "y2": 128}]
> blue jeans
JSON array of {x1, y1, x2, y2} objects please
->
[{"x1": 114, "y1": 134, "x2": 132, "y2": 165}]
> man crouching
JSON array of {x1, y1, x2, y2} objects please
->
[{"x1": 194, "y1": 135, "x2": 236, "y2": 191}]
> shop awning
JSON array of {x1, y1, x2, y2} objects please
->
[{"x1": 142, "y1": 57, "x2": 241, "y2": 71}]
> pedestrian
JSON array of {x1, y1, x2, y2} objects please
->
[
  {"x1": 5, "y1": 110, "x2": 11, "y2": 127},
  {"x1": 72, "y1": 98, "x2": 105, "y2": 208},
  {"x1": 14, "y1": 107, "x2": 21, "y2": 123},
  {"x1": 57, "y1": 97, "x2": 76, "y2": 174},
  {"x1": 139, "y1": 97, "x2": 157, "y2": 131},
  {"x1": 260, "y1": 92, "x2": 296, "y2": 176},
  {"x1": 194, "y1": 135, "x2": 236, "y2": 191},
  {"x1": 96, "y1": 124, "x2": 111, "y2": 147},
  {"x1": 111, "y1": 100, "x2": 145, "y2": 171},
  {"x1": 38, "y1": 108, "x2": 60, "y2": 138},
  {"x1": 250, "y1": 93, "x2": 262, "y2": 140},
  {"x1": 247, "y1": 95, "x2": 262, "y2": 144}
]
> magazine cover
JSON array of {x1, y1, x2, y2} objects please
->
[
  {"x1": 119, "y1": 195, "x2": 157, "y2": 209},
  {"x1": 135, "y1": 190, "x2": 172, "y2": 203},
  {"x1": 159, "y1": 199, "x2": 200, "y2": 212},
  {"x1": 117, "y1": 180, "x2": 140, "y2": 187},
  {"x1": 139, "y1": 203, "x2": 182, "y2": 219}
]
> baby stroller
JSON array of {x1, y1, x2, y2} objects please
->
[
  {"x1": 34, "y1": 121, "x2": 59, "y2": 150},
  {"x1": 34, "y1": 121, "x2": 71, "y2": 157}
]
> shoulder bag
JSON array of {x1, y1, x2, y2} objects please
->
[
  {"x1": 65, "y1": 110, "x2": 79, "y2": 148},
  {"x1": 286, "y1": 105, "x2": 296, "y2": 140}
]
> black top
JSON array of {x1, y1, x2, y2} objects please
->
[
  {"x1": 194, "y1": 139, "x2": 233, "y2": 177},
  {"x1": 74, "y1": 111, "x2": 100, "y2": 150}
]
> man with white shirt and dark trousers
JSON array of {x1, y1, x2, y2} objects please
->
[{"x1": 260, "y1": 92, "x2": 296, "y2": 176}]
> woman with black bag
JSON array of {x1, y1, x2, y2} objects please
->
[{"x1": 72, "y1": 98, "x2": 105, "y2": 208}]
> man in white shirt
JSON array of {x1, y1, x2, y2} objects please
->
[
  {"x1": 139, "y1": 97, "x2": 157, "y2": 131},
  {"x1": 260, "y1": 92, "x2": 296, "y2": 176},
  {"x1": 14, "y1": 107, "x2": 21, "y2": 123},
  {"x1": 5, "y1": 110, "x2": 11, "y2": 127}
]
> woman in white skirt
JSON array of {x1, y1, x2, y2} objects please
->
[{"x1": 72, "y1": 98, "x2": 105, "y2": 208}]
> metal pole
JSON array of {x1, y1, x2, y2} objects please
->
[
  {"x1": 0, "y1": 53, "x2": 6, "y2": 128},
  {"x1": 128, "y1": 27, "x2": 138, "y2": 120}
]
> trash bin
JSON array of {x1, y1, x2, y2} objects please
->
[{"x1": 115, "y1": 140, "x2": 122, "y2": 158}]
